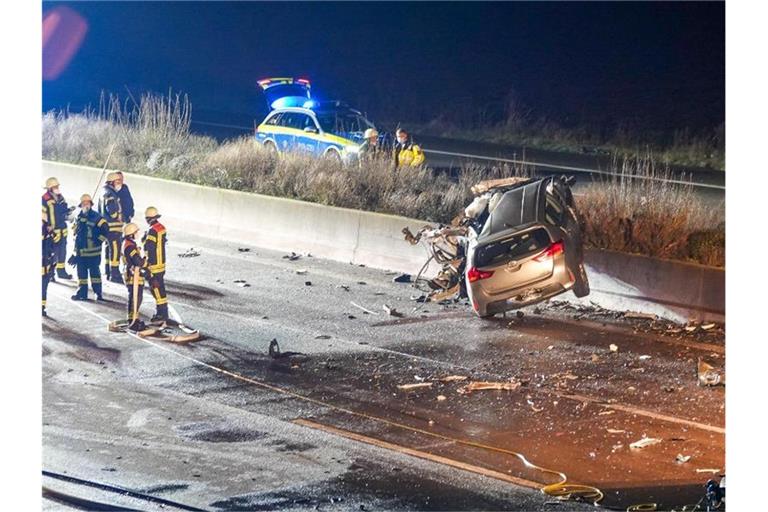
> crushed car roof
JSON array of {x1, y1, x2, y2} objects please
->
[{"x1": 479, "y1": 180, "x2": 544, "y2": 239}]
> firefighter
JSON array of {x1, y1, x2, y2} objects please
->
[
  {"x1": 122, "y1": 223, "x2": 147, "y2": 331},
  {"x1": 142, "y1": 206, "x2": 169, "y2": 324},
  {"x1": 115, "y1": 171, "x2": 135, "y2": 223},
  {"x1": 99, "y1": 172, "x2": 125, "y2": 284},
  {"x1": 70, "y1": 194, "x2": 109, "y2": 301},
  {"x1": 359, "y1": 128, "x2": 381, "y2": 160},
  {"x1": 393, "y1": 128, "x2": 425, "y2": 168},
  {"x1": 42, "y1": 177, "x2": 73, "y2": 280},
  {"x1": 42, "y1": 210, "x2": 55, "y2": 317}
]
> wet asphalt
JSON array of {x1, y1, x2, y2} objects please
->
[{"x1": 42, "y1": 232, "x2": 724, "y2": 511}]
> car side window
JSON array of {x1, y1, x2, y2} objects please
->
[
  {"x1": 281, "y1": 113, "x2": 301, "y2": 129},
  {"x1": 265, "y1": 113, "x2": 282, "y2": 126},
  {"x1": 545, "y1": 194, "x2": 565, "y2": 226},
  {"x1": 301, "y1": 114, "x2": 318, "y2": 131}
]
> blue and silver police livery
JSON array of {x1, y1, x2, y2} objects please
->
[{"x1": 255, "y1": 78, "x2": 376, "y2": 162}]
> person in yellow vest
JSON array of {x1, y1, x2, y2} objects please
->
[
  {"x1": 142, "y1": 207, "x2": 169, "y2": 324},
  {"x1": 393, "y1": 128, "x2": 425, "y2": 168}
]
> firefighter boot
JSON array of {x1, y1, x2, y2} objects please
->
[{"x1": 150, "y1": 304, "x2": 169, "y2": 325}]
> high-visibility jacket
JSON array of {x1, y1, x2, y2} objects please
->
[
  {"x1": 74, "y1": 209, "x2": 109, "y2": 258},
  {"x1": 122, "y1": 238, "x2": 146, "y2": 285},
  {"x1": 42, "y1": 191, "x2": 69, "y2": 238},
  {"x1": 394, "y1": 140, "x2": 425, "y2": 167},
  {"x1": 98, "y1": 185, "x2": 123, "y2": 233},
  {"x1": 142, "y1": 220, "x2": 167, "y2": 275}
]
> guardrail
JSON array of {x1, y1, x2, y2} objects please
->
[{"x1": 43, "y1": 159, "x2": 724, "y2": 323}]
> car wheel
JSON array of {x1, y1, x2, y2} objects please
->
[
  {"x1": 324, "y1": 148, "x2": 341, "y2": 162},
  {"x1": 264, "y1": 140, "x2": 277, "y2": 154},
  {"x1": 572, "y1": 262, "x2": 590, "y2": 298}
]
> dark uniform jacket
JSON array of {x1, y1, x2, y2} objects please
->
[
  {"x1": 142, "y1": 221, "x2": 167, "y2": 275},
  {"x1": 41, "y1": 222, "x2": 55, "y2": 275},
  {"x1": 122, "y1": 238, "x2": 146, "y2": 284},
  {"x1": 42, "y1": 191, "x2": 69, "y2": 238},
  {"x1": 99, "y1": 185, "x2": 123, "y2": 234},
  {"x1": 117, "y1": 184, "x2": 135, "y2": 223},
  {"x1": 74, "y1": 209, "x2": 109, "y2": 257}
]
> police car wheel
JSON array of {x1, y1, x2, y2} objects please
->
[
  {"x1": 264, "y1": 141, "x2": 277, "y2": 154},
  {"x1": 324, "y1": 149, "x2": 341, "y2": 162}
]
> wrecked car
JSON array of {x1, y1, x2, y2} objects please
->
[{"x1": 403, "y1": 175, "x2": 589, "y2": 318}]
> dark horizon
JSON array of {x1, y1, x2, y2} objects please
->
[{"x1": 42, "y1": 1, "x2": 724, "y2": 141}]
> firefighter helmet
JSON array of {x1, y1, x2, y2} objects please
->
[
  {"x1": 123, "y1": 223, "x2": 139, "y2": 237},
  {"x1": 145, "y1": 206, "x2": 161, "y2": 219},
  {"x1": 106, "y1": 172, "x2": 120, "y2": 183},
  {"x1": 364, "y1": 128, "x2": 378, "y2": 140},
  {"x1": 79, "y1": 194, "x2": 93, "y2": 207},
  {"x1": 45, "y1": 177, "x2": 60, "y2": 189}
]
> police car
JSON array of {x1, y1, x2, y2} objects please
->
[{"x1": 254, "y1": 78, "x2": 376, "y2": 162}]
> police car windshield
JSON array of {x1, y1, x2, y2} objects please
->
[{"x1": 316, "y1": 112, "x2": 372, "y2": 134}]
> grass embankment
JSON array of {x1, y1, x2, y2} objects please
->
[{"x1": 42, "y1": 93, "x2": 724, "y2": 267}]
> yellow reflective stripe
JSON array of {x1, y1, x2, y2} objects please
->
[
  {"x1": 91, "y1": 278, "x2": 102, "y2": 283},
  {"x1": 145, "y1": 235, "x2": 157, "y2": 242},
  {"x1": 257, "y1": 124, "x2": 354, "y2": 146},
  {"x1": 148, "y1": 264, "x2": 165, "y2": 273},
  {"x1": 42, "y1": 300, "x2": 47, "y2": 306},
  {"x1": 78, "y1": 279, "x2": 88, "y2": 285},
  {"x1": 41, "y1": 266, "x2": 47, "y2": 275},
  {"x1": 56, "y1": 263, "x2": 65, "y2": 269},
  {"x1": 157, "y1": 231, "x2": 164, "y2": 267},
  {"x1": 47, "y1": 201, "x2": 56, "y2": 227},
  {"x1": 156, "y1": 297, "x2": 168, "y2": 305}
]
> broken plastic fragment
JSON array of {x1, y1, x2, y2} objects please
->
[
  {"x1": 609, "y1": 344, "x2": 619, "y2": 352},
  {"x1": 392, "y1": 273, "x2": 412, "y2": 283},
  {"x1": 629, "y1": 437, "x2": 662, "y2": 449},
  {"x1": 639, "y1": 355, "x2": 652, "y2": 360},
  {"x1": 397, "y1": 382, "x2": 433, "y2": 390},
  {"x1": 676, "y1": 454, "x2": 692, "y2": 464},
  {"x1": 178, "y1": 248, "x2": 200, "y2": 258},
  {"x1": 282, "y1": 252, "x2": 301, "y2": 261},
  {"x1": 458, "y1": 380, "x2": 521, "y2": 394},
  {"x1": 439, "y1": 375, "x2": 468, "y2": 382},
  {"x1": 383, "y1": 304, "x2": 404, "y2": 317},
  {"x1": 698, "y1": 358, "x2": 724, "y2": 386}
]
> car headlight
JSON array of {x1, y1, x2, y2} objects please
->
[{"x1": 345, "y1": 145, "x2": 360, "y2": 154}]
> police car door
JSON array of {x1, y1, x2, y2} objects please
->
[{"x1": 295, "y1": 113, "x2": 320, "y2": 155}]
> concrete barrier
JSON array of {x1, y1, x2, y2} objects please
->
[{"x1": 43, "y1": 160, "x2": 725, "y2": 323}]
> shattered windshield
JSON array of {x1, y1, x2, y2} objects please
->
[
  {"x1": 473, "y1": 228, "x2": 551, "y2": 267},
  {"x1": 316, "y1": 112, "x2": 373, "y2": 135}
]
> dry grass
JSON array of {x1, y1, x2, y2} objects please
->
[
  {"x1": 577, "y1": 155, "x2": 724, "y2": 266},
  {"x1": 42, "y1": 93, "x2": 724, "y2": 266}
]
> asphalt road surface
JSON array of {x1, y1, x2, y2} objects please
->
[{"x1": 42, "y1": 232, "x2": 725, "y2": 511}]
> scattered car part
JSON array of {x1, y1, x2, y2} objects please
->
[
  {"x1": 698, "y1": 358, "x2": 724, "y2": 386},
  {"x1": 458, "y1": 380, "x2": 521, "y2": 394},
  {"x1": 629, "y1": 437, "x2": 662, "y2": 449}
]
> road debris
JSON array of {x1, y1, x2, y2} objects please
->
[
  {"x1": 295, "y1": 269, "x2": 308, "y2": 275},
  {"x1": 598, "y1": 410, "x2": 615, "y2": 416},
  {"x1": 268, "y1": 339, "x2": 308, "y2": 360},
  {"x1": 397, "y1": 382, "x2": 433, "y2": 391},
  {"x1": 698, "y1": 358, "x2": 724, "y2": 386},
  {"x1": 383, "y1": 304, "x2": 404, "y2": 317},
  {"x1": 630, "y1": 437, "x2": 662, "y2": 449},
  {"x1": 178, "y1": 248, "x2": 200, "y2": 258},
  {"x1": 314, "y1": 335, "x2": 331, "y2": 340},
  {"x1": 439, "y1": 375, "x2": 468, "y2": 382},
  {"x1": 624, "y1": 311, "x2": 657, "y2": 320},
  {"x1": 676, "y1": 454, "x2": 692, "y2": 464},
  {"x1": 392, "y1": 273, "x2": 412, "y2": 283},
  {"x1": 351, "y1": 301, "x2": 379, "y2": 315},
  {"x1": 701, "y1": 322, "x2": 717, "y2": 331},
  {"x1": 337, "y1": 285, "x2": 350, "y2": 292},
  {"x1": 237, "y1": 247, "x2": 251, "y2": 252},
  {"x1": 233, "y1": 279, "x2": 250, "y2": 288},
  {"x1": 458, "y1": 380, "x2": 521, "y2": 394},
  {"x1": 696, "y1": 468, "x2": 721, "y2": 474},
  {"x1": 638, "y1": 355, "x2": 652, "y2": 360},
  {"x1": 609, "y1": 344, "x2": 619, "y2": 353},
  {"x1": 607, "y1": 429, "x2": 626, "y2": 434},
  {"x1": 527, "y1": 399, "x2": 543, "y2": 412},
  {"x1": 410, "y1": 294, "x2": 427, "y2": 303},
  {"x1": 436, "y1": 395, "x2": 447, "y2": 401},
  {"x1": 304, "y1": 281, "x2": 312, "y2": 286},
  {"x1": 282, "y1": 252, "x2": 301, "y2": 261}
]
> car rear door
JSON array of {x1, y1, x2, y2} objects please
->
[{"x1": 472, "y1": 228, "x2": 554, "y2": 294}]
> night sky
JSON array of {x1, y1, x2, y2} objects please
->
[{"x1": 42, "y1": 1, "x2": 724, "y2": 137}]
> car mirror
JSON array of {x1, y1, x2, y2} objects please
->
[{"x1": 304, "y1": 126, "x2": 318, "y2": 134}]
